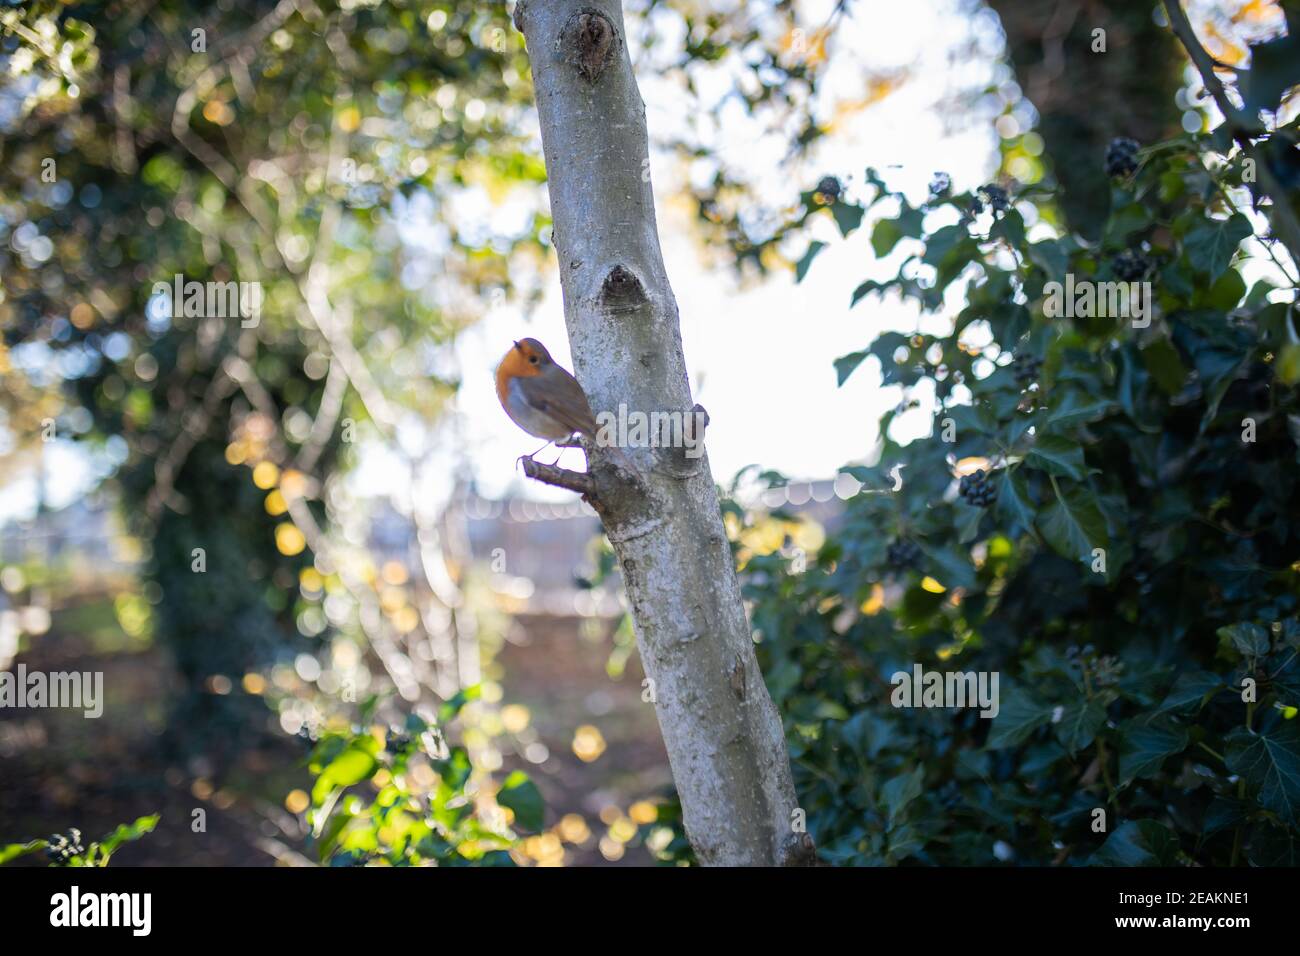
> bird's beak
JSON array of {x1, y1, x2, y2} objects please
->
[{"x1": 512, "y1": 340, "x2": 522, "y2": 351}]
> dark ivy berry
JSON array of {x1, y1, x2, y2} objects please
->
[
  {"x1": 1105, "y1": 137, "x2": 1140, "y2": 178},
  {"x1": 929, "y1": 172, "x2": 951, "y2": 198},
  {"x1": 886, "y1": 539, "x2": 921, "y2": 570},
  {"x1": 385, "y1": 729, "x2": 413, "y2": 755},
  {"x1": 45, "y1": 828, "x2": 84, "y2": 865},
  {"x1": 958, "y1": 469, "x2": 997, "y2": 508},
  {"x1": 979, "y1": 184, "x2": 1011, "y2": 213},
  {"x1": 1112, "y1": 249, "x2": 1150, "y2": 282},
  {"x1": 815, "y1": 176, "x2": 842, "y2": 203},
  {"x1": 1012, "y1": 353, "x2": 1043, "y2": 385}
]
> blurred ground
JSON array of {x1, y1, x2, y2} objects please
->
[
  {"x1": 497, "y1": 613, "x2": 671, "y2": 865},
  {"x1": 1, "y1": 591, "x2": 670, "y2": 866},
  {"x1": 0, "y1": 606, "x2": 299, "y2": 866}
]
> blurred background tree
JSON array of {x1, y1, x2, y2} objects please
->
[
  {"x1": 986, "y1": 0, "x2": 1184, "y2": 238},
  {"x1": 1, "y1": 0, "x2": 554, "y2": 758}
]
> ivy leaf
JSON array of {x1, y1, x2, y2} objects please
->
[
  {"x1": 986, "y1": 687, "x2": 1051, "y2": 749},
  {"x1": 880, "y1": 766, "x2": 924, "y2": 828},
  {"x1": 871, "y1": 218, "x2": 905, "y2": 257},
  {"x1": 1196, "y1": 267, "x2": 1247, "y2": 312},
  {"x1": 1240, "y1": 21, "x2": 1300, "y2": 116},
  {"x1": 1044, "y1": 392, "x2": 1113, "y2": 428},
  {"x1": 990, "y1": 209, "x2": 1025, "y2": 248},
  {"x1": 1054, "y1": 698, "x2": 1106, "y2": 754},
  {"x1": 1118, "y1": 717, "x2": 1190, "y2": 786},
  {"x1": 1283, "y1": 618, "x2": 1300, "y2": 651},
  {"x1": 1225, "y1": 724, "x2": 1300, "y2": 826},
  {"x1": 956, "y1": 502, "x2": 984, "y2": 544},
  {"x1": 0, "y1": 841, "x2": 45, "y2": 865},
  {"x1": 921, "y1": 223, "x2": 962, "y2": 262},
  {"x1": 834, "y1": 351, "x2": 868, "y2": 387},
  {"x1": 438, "y1": 684, "x2": 481, "y2": 724},
  {"x1": 1202, "y1": 797, "x2": 1252, "y2": 837},
  {"x1": 885, "y1": 823, "x2": 925, "y2": 862},
  {"x1": 1140, "y1": 337, "x2": 1189, "y2": 395},
  {"x1": 1104, "y1": 203, "x2": 1153, "y2": 245},
  {"x1": 913, "y1": 539, "x2": 976, "y2": 590},
  {"x1": 1183, "y1": 213, "x2": 1251, "y2": 282},
  {"x1": 832, "y1": 201, "x2": 865, "y2": 237},
  {"x1": 1090, "y1": 820, "x2": 1182, "y2": 866},
  {"x1": 1025, "y1": 435, "x2": 1087, "y2": 480},
  {"x1": 944, "y1": 402, "x2": 995, "y2": 438},
  {"x1": 1218, "y1": 622, "x2": 1271, "y2": 658},
  {"x1": 496, "y1": 770, "x2": 545, "y2": 832},
  {"x1": 996, "y1": 469, "x2": 1037, "y2": 536},
  {"x1": 850, "y1": 278, "x2": 892, "y2": 306},
  {"x1": 795, "y1": 241, "x2": 826, "y2": 283},
  {"x1": 1247, "y1": 824, "x2": 1300, "y2": 866},
  {"x1": 97, "y1": 814, "x2": 160, "y2": 859},
  {"x1": 1027, "y1": 238, "x2": 1069, "y2": 281},
  {"x1": 1039, "y1": 481, "x2": 1107, "y2": 562},
  {"x1": 313, "y1": 746, "x2": 379, "y2": 806},
  {"x1": 1156, "y1": 671, "x2": 1224, "y2": 714}
]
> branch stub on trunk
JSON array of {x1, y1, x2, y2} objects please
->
[
  {"x1": 598, "y1": 263, "x2": 647, "y2": 313},
  {"x1": 557, "y1": 9, "x2": 618, "y2": 82}
]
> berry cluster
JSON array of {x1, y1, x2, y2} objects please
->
[
  {"x1": 45, "y1": 828, "x2": 84, "y2": 865},
  {"x1": 886, "y1": 538, "x2": 921, "y2": 570},
  {"x1": 929, "y1": 172, "x2": 951, "y2": 198},
  {"x1": 1105, "y1": 137, "x2": 1140, "y2": 178},
  {"x1": 1112, "y1": 249, "x2": 1151, "y2": 282},
  {"x1": 959, "y1": 469, "x2": 996, "y2": 508},
  {"x1": 979, "y1": 183, "x2": 1011, "y2": 214},
  {"x1": 385, "y1": 729, "x2": 414, "y2": 755},
  {"x1": 815, "y1": 175, "x2": 842, "y2": 203},
  {"x1": 1012, "y1": 353, "x2": 1043, "y2": 386}
]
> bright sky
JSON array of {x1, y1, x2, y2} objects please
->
[{"x1": 1, "y1": 0, "x2": 1010, "y2": 523}]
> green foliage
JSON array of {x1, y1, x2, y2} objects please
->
[
  {"x1": 1239, "y1": 6, "x2": 1300, "y2": 117},
  {"x1": 751, "y1": 134, "x2": 1300, "y2": 865},
  {"x1": 303, "y1": 691, "x2": 521, "y2": 866},
  {"x1": 633, "y1": 800, "x2": 695, "y2": 866},
  {"x1": 1, "y1": 815, "x2": 159, "y2": 867}
]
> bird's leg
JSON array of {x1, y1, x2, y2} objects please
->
[
  {"x1": 516, "y1": 439, "x2": 555, "y2": 472},
  {"x1": 533, "y1": 433, "x2": 587, "y2": 467}
]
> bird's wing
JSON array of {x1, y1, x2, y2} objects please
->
[{"x1": 515, "y1": 368, "x2": 598, "y2": 436}]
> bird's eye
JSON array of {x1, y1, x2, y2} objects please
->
[{"x1": 529, "y1": 356, "x2": 539, "y2": 365}]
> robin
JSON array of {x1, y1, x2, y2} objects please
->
[{"x1": 496, "y1": 338, "x2": 598, "y2": 459}]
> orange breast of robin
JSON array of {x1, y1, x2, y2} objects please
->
[{"x1": 496, "y1": 351, "x2": 539, "y2": 412}]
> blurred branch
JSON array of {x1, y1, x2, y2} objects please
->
[
  {"x1": 284, "y1": 494, "x2": 432, "y2": 703},
  {"x1": 520, "y1": 457, "x2": 595, "y2": 497},
  {"x1": 162, "y1": 3, "x2": 401, "y2": 439},
  {"x1": 294, "y1": 357, "x2": 347, "y2": 474},
  {"x1": 145, "y1": 360, "x2": 240, "y2": 519},
  {"x1": 1161, "y1": 0, "x2": 1260, "y2": 134},
  {"x1": 112, "y1": 65, "x2": 137, "y2": 175},
  {"x1": 253, "y1": 837, "x2": 317, "y2": 867},
  {"x1": 1163, "y1": 0, "x2": 1300, "y2": 272}
]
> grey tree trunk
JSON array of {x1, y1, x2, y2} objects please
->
[{"x1": 513, "y1": 0, "x2": 813, "y2": 866}]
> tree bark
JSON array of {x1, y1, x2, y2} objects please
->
[{"x1": 513, "y1": 0, "x2": 812, "y2": 866}]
